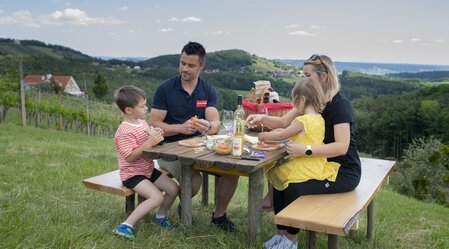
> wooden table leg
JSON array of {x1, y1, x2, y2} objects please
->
[
  {"x1": 328, "y1": 234, "x2": 339, "y2": 249},
  {"x1": 307, "y1": 230, "x2": 317, "y2": 249},
  {"x1": 248, "y1": 169, "x2": 264, "y2": 245},
  {"x1": 201, "y1": 172, "x2": 209, "y2": 207},
  {"x1": 367, "y1": 198, "x2": 375, "y2": 239},
  {"x1": 180, "y1": 162, "x2": 193, "y2": 226}
]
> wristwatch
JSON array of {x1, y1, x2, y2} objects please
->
[{"x1": 305, "y1": 145, "x2": 313, "y2": 156}]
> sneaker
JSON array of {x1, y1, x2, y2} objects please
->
[
  {"x1": 113, "y1": 223, "x2": 135, "y2": 240},
  {"x1": 211, "y1": 212, "x2": 238, "y2": 232},
  {"x1": 272, "y1": 235, "x2": 298, "y2": 249},
  {"x1": 263, "y1": 234, "x2": 283, "y2": 249},
  {"x1": 177, "y1": 204, "x2": 196, "y2": 224},
  {"x1": 152, "y1": 215, "x2": 175, "y2": 230}
]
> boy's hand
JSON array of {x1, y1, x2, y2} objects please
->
[{"x1": 144, "y1": 126, "x2": 164, "y2": 147}]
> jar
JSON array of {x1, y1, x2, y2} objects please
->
[{"x1": 215, "y1": 138, "x2": 232, "y2": 155}]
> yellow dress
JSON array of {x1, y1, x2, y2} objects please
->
[{"x1": 267, "y1": 114, "x2": 340, "y2": 191}]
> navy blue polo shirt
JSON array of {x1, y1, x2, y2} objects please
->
[{"x1": 152, "y1": 75, "x2": 218, "y2": 142}]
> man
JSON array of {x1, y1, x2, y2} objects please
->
[{"x1": 149, "y1": 41, "x2": 239, "y2": 232}]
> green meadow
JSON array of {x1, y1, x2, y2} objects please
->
[{"x1": 1, "y1": 123, "x2": 448, "y2": 249}]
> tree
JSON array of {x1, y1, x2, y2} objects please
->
[{"x1": 93, "y1": 73, "x2": 109, "y2": 100}]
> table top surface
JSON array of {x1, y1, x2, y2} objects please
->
[{"x1": 143, "y1": 134, "x2": 288, "y2": 174}]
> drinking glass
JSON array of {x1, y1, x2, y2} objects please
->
[
  {"x1": 222, "y1": 110, "x2": 233, "y2": 136},
  {"x1": 258, "y1": 107, "x2": 268, "y2": 132}
]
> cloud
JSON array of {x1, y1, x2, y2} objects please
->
[
  {"x1": 392, "y1": 40, "x2": 404, "y2": 43},
  {"x1": 211, "y1": 30, "x2": 229, "y2": 35},
  {"x1": 288, "y1": 30, "x2": 315, "y2": 36},
  {"x1": 0, "y1": 8, "x2": 125, "y2": 27},
  {"x1": 168, "y1": 17, "x2": 178, "y2": 22},
  {"x1": 435, "y1": 39, "x2": 444, "y2": 43},
  {"x1": 183, "y1": 16, "x2": 202, "y2": 22},
  {"x1": 158, "y1": 28, "x2": 173, "y2": 32},
  {"x1": 0, "y1": 8, "x2": 3, "y2": 14},
  {"x1": 119, "y1": 6, "x2": 128, "y2": 11},
  {"x1": 411, "y1": 38, "x2": 420, "y2": 42},
  {"x1": 285, "y1": 24, "x2": 299, "y2": 29},
  {"x1": 310, "y1": 25, "x2": 327, "y2": 29}
]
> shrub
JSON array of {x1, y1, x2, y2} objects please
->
[{"x1": 395, "y1": 137, "x2": 449, "y2": 206}]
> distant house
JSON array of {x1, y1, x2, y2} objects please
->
[{"x1": 24, "y1": 74, "x2": 84, "y2": 96}]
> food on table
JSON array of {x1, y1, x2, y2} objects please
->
[
  {"x1": 178, "y1": 138, "x2": 205, "y2": 147},
  {"x1": 251, "y1": 142, "x2": 284, "y2": 151},
  {"x1": 215, "y1": 138, "x2": 232, "y2": 155}
]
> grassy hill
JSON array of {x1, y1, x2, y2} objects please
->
[{"x1": 0, "y1": 123, "x2": 448, "y2": 249}]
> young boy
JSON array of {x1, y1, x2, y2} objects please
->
[{"x1": 113, "y1": 85, "x2": 179, "y2": 240}]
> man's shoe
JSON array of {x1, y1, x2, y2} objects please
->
[
  {"x1": 211, "y1": 212, "x2": 238, "y2": 232},
  {"x1": 113, "y1": 223, "x2": 135, "y2": 240},
  {"x1": 152, "y1": 215, "x2": 175, "y2": 230}
]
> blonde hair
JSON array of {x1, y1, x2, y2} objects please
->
[
  {"x1": 292, "y1": 78, "x2": 326, "y2": 113},
  {"x1": 304, "y1": 54, "x2": 340, "y2": 102}
]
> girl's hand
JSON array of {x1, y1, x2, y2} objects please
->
[
  {"x1": 286, "y1": 141, "x2": 306, "y2": 157},
  {"x1": 258, "y1": 132, "x2": 269, "y2": 142},
  {"x1": 245, "y1": 114, "x2": 264, "y2": 129}
]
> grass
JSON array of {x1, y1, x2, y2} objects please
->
[{"x1": 1, "y1": 123, "x2": 448, "y2": 249}]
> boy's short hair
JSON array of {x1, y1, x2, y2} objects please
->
[{"x1": 114, "y1": 85, "x2": 147, "y2": 113}]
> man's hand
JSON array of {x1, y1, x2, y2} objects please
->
[
  {"x1": 193, "y1": 118, "x2": 211, "y2": 133},
  {"x1": 178, "y1": 119, "x2": 198, "y2": 135}
]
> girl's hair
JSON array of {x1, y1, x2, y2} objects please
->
[
  {"x1": 303, "y1": 54, "x2": 340, "y2": 102},
  {"x1": 114, "y1": 85, "x2": 147, "y2": 113},
  {"x1": 291, "y1": 78, "x2": 326, "y2": 113}
]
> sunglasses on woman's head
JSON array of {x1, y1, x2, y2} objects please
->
[{"x1": 308, "y1": 54, "x2": 328, "y2": 74}]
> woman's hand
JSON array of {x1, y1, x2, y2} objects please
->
[
  {"x1": 286, "y1": 141, "x2": 306, "y2": 157},
  {"x1": 245, "y1": 114, "x2": 264, "y2": 129}
]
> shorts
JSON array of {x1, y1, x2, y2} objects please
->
[
  {"x1": 122, "y1": 168, "x2": 162, "y2": 189},
  {"x1": 157, "y1": 159, "x2": 182, "y2": 178}
]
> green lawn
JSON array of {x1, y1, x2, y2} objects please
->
[{"x1": 0, "y1": 123, "x2": 448, "y2": 248}]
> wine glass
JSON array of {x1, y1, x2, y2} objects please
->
[
  {"x1": 258, "y1": 107, "x2": 268, "y2": 132},
  {"x1": 222, "y1": 110, "x2": 233, "y2": 137}
]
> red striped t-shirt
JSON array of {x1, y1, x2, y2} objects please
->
[{"x1": 114, "y1": 119, "x2": 154, "y2": 181}]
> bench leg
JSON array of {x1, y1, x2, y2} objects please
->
[
  {"x1": 328, "y1": 234, "x2": 339, "y2": 249},
  {"x1": 201, "y1": 172, "x2": 209, "y2": 207},
  {"x1": 125, "y1": 194, "x2": 135, "y2": 216},
  {"x1": 307, "y1": 230, "x2": 317, "y2": 249},
  {"x1": 367, "y1": 198, "x2": 375, "y2": 239}
]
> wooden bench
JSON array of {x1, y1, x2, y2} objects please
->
[
  {"x1": 274, "y1": 157, "x2": 395, "y2": 249},
  {"x1": 82, "y1": 167, "x2": 213, "y2": 215},
  {"x1": 82, "y1": 170, "x2": 138, "y2": 215}
]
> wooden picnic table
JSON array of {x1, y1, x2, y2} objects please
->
[{"x1": 143, "y1": 133, "x2": 288, "y2": 244}]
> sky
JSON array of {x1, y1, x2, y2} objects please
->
[{"x1": 1, "y1": 0, "x2": 449, "y2": 65}]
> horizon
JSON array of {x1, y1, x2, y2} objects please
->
[{"x1": 1, "y1": 0, "x2": 448, "y2": 65}]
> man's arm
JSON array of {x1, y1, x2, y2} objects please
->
[
  {"x1": 204, "y1": 106, "x2": 220, "y2": 135},
  {"x1": 149, "y1": 108, "x2": 197, "y2": 137}
]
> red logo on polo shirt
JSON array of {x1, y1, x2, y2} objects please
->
[{"x1": 196, "y1": 100, "x2": 207, "y2": 108}]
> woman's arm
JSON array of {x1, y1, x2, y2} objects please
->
[{"x1": 286, "y1": 123, "x2": 350, "y2": 158}]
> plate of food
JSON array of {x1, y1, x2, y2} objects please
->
[
  {"x1": 251, "y1": 142, "x2": 285, "y2": 151},
  {"x1": 178, "y1": 137, "x2": 206, "y2": 147}
]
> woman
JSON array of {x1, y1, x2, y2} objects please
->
[{"x1": 246, "y1": 54, "x2": 361, "y2": 249}]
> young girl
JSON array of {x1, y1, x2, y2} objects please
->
[
  {"x1": 256, "y1": 78, "x2": 340, "y2": 249},
  {"x1": 113, "y1": 85, "x2": 179, "y2": 240}
]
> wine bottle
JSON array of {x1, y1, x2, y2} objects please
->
[{"x1": 232, "y1": 95, "x2": 245, "y2": 157}]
